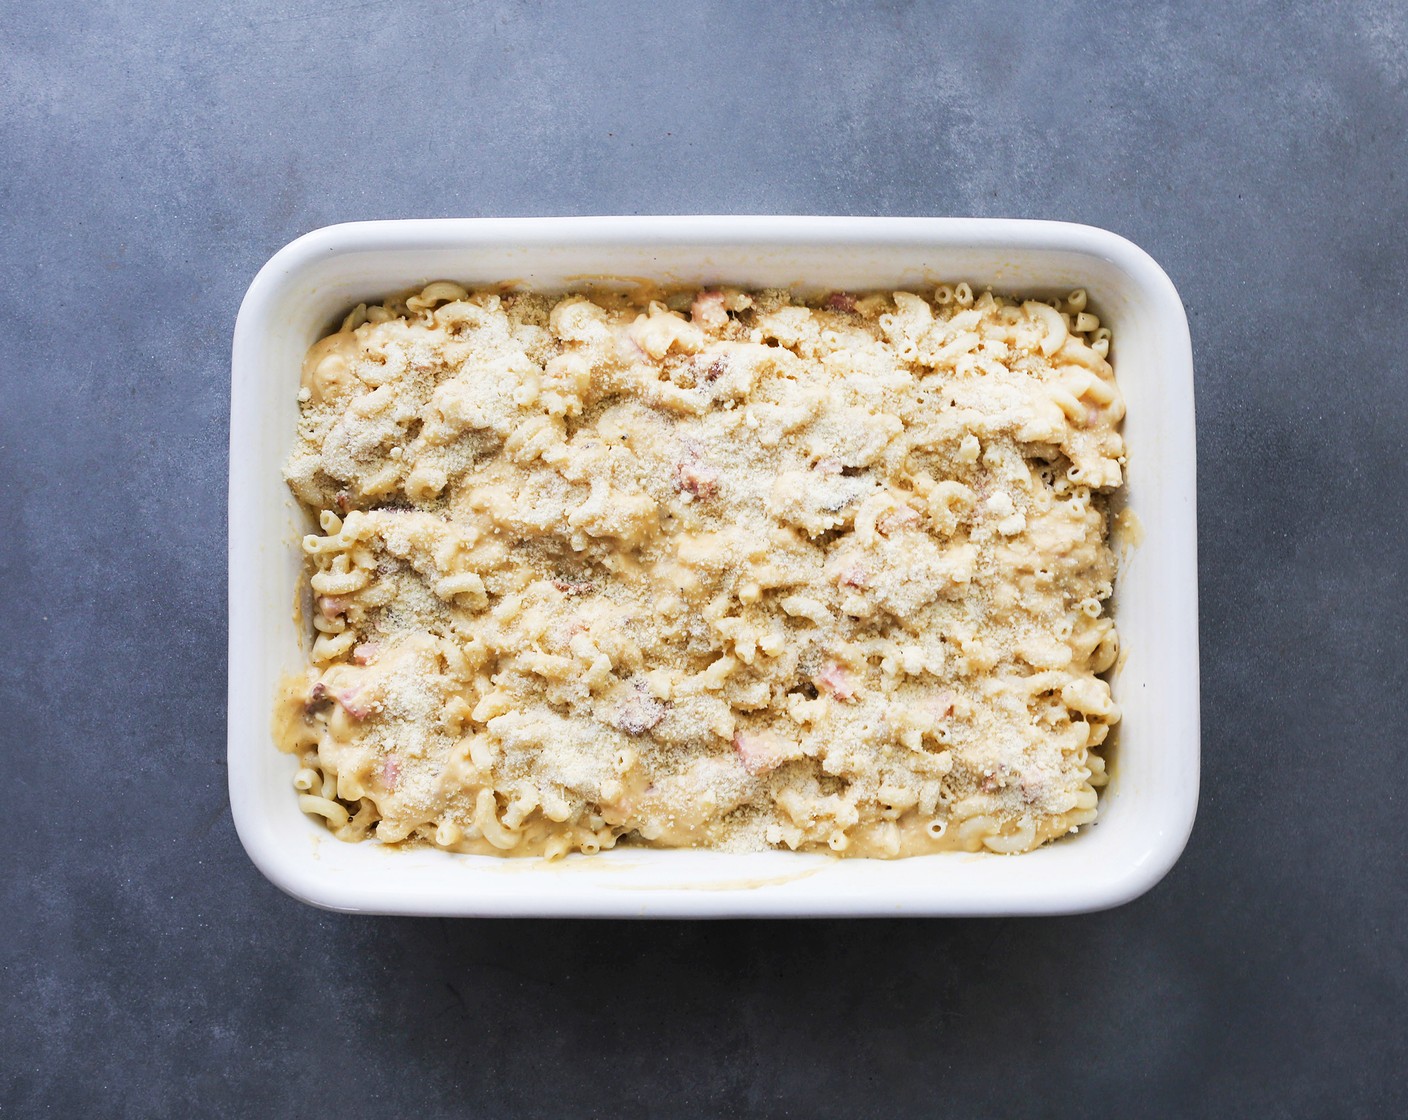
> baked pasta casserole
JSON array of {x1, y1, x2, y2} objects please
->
[{"x1": 275, "y1": 280, "x2": 1125, "y2": 858}]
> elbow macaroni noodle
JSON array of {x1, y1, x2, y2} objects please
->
[{"x1": 274, "y1": 282, "x2": 1124, "y2": 858}]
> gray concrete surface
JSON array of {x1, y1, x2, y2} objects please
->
[{"x1": 3, "y1": 1, "x2": 1407, "y2": 1116}]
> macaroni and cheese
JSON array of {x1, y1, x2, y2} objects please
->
[{"x1": 275, "y1": 280, "x2": 1124, "y2": 858}]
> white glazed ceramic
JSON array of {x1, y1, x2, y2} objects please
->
[{"x1": 229, "y1": 216, "x2": 1198, "y2": 917}]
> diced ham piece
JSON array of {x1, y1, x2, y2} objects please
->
[
  {"x1": 732, "y1": 731, "x2": 796, "y2": 776},
  {"x1": 700, "y1": 357, "x2": 728, "y2": 384},
  {"x1": 352, "y1": 642, "x2": 381, "y2": 666},
  {"x1": 824, "y1": 292, "x2": 856, "y2": 313},
  {"x1": 551, "y1": 579, "x2": 594, "y2": 596},
  {"x1": 334, "y1": 687, "x2": 375, "y2": 720},
  {"x1": 380, "y1": 756, "x2": 400, "y2": 791},
  {"x1": 816, "y1": 662, "x2": 857, "y2": 701},
  {"x1": 610, "y1": 690, "x2": 666, "y2": 735},
  {"x1": 674, "y1": 457, "x2": 720, "y2": 499},
  {"x1": 838, "y1": 566, "x2": 869, "y2": 589},
  {"x1": 317, "y1": 596, "x2": 347, "y2": 618},
  {"x1": 877, "y1": 506, "x2": 921, "y2": 535},
  {"x1": 334, "y1": 490, "x2": 352, "y2": 513},
  {"x1": 690, "y1": 289, "x2": 730, "y2": 332}
]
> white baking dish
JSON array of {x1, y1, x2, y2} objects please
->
[{"x1": 229, "y1": 216, "x2": 1198, "y2": 917}]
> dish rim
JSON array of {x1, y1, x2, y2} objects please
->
[{"x1": 228, "y1": 215, "x2": 1199, "y2": 917}]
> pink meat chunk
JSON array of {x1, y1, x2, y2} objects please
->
[
  {"x1": 690, "y1": 289, "x2": 730, "y2": 332},
  {"x1": 877, "y1": 506, "x2": 921, "y2": 535},
  {"x1": 838, "y1": 565, "x2": 869, "y2": 589},
  {"x1": 674, "y1": 457, "x2": 720, "y2": 499},
  {"x1": 380, "y1": 755, "x2": 401, "y2": 791},
  {"x1": 334, "y1": 687, "x2": 375, "y2": 720},
  {"x1": 732, "y1": 731, "x2": 792, "y2": 776},
  {"x1": 816, "y1": 662, "x2": 857, "y2": 701},
  {"x1": 610, "y1": 690, "x2": 667, "y2": 735},
  {"x1": 317, "y1": 596, "x2": 348, "y2": 618}
]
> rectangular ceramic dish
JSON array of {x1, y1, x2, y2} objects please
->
[{"x1": 228, "y1": 216, "x2": 1199, "y2": 917}]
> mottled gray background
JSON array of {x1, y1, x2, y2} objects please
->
[{"x1": 3, "y1": 0, "x2": 1406, "y2": 1116}]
